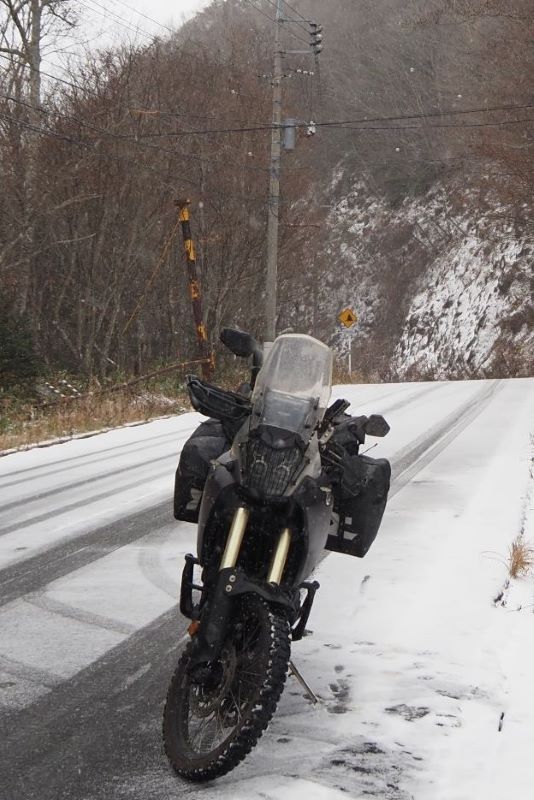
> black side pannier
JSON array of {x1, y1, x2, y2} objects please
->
[
  {"x1": 174, "y1": 419, "x2": 229, "y2": 523},
  {"x1": 324, "y1": 437, "x2": 391, "y2": 558},
  {"x1": 175, "y1": 414, "x2": 390, "y2": 556}
]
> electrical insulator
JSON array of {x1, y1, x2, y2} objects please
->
[{"x1": 309, "y1": 22, "x2": 323, "y2": 55}]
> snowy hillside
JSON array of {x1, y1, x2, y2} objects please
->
[{"x1": 321, "y1": 172, "x2": 533, "y2": 380}]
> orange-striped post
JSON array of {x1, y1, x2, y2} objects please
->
[{"x1": 177, "y1": 199, "x2": 214, "y2": 380}]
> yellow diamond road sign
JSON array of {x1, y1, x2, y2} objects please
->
[{"x1": 338, "y1": 308, "x2": 357, "y2": 328}]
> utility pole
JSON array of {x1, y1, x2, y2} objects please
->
[
  {"x1": 264, "y1": 6, "x2": 323, "y2": 342},
  {"x1": 265, "y1": 0, "x2": 283, "y2": 342}
]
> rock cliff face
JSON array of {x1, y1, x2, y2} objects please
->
[{"x1": 320, "y1": 169, "x2": 533, "y2": 379}]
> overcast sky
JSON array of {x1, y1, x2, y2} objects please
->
[
  {"x1": 33, "y1": 1, "x2": 215, "y2": 81},
  {"x1": 76, "y1": 0, "x2": 214, "y2": 50}
]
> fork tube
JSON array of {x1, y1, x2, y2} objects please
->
[
  {"x1": 219, "y1": 507, "x2": 249, "y2": 570},
  {"x1": 267, "y1": 528, "x2": 291, "y2": 585}
]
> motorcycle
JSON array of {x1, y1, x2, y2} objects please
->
[{"x1": 163, "y1": 329, "x2": 390, "y2": 781}]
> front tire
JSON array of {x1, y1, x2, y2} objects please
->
[{"x1": 163, "y1": 594, "x2": 291, "y2": 782}]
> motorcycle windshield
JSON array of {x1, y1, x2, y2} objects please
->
[{"x1": 252, "y1": 334, "x2": 333, "y2": 434}]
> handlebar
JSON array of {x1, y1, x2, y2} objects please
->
[{"x1": 187, "y1": 375, "x2": 251, "y2": 424}]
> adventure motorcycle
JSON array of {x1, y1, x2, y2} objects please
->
[{"x1": 163, "y1": 329, "x2": 390, "y2": 781}]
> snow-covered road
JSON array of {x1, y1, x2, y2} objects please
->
[{"x1": 0, "y1": 378, "x2": 533, "y2": 800}]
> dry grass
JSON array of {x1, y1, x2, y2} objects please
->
[
  {"x1": 332, "y1": 366, "x2": 372, "y2": 385},
  {"x1": 508, "y1": 536, "x2": 534, "y2": 579},
  {"x1": 0, "y1": 389, "x2": 189, "y2": 452},
  {"x1": 0, "y1": 359, "x2": 258, "y2": 453}
]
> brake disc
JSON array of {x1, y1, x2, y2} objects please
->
[{"x1": 190, "y1": 645, "x2": 237, "y2": 718}]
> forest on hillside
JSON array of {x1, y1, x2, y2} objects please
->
[{"x1": 1, "y1": 0, "x2": 532, "y2": 387}]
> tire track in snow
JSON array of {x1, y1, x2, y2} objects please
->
[
  {"x1": 25, "y1": 591, "x2": 136, "y2": 635},
  {"x1": 0, "y1": 468, "x2": 172, "y2": 538},
  {"x1": 0, "y1": 653, "x2": 64, "y2": 689},
  {"x1": 0, "y1": 589, "x2": 414, "y2": 800},
  {"x1": 370, "y1": 381, "x2": 442, "y2": 416},
  {"x1": 0, "y1": 503, "x2": 176, "y2": 608},
  {"x1": 389, "y1": 379, "x2": 502, "y2": 497},
  {"x1": 0, "y1": 448, "x2": 182, "y2": 516},
  {"x1": 0, "y1": 606, "x2": 181, "y2": 800},
  {"x1": 0, "y1": 423, "x2": 198, "y2": 490}
]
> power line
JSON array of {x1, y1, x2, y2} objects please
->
[
  {"x1": 103, "y1": 105, "x2": 534, "y2": 138},
  {"x1": 134, "y1": 100, "x2": 534, "y2": 137},
  {"x1": 262, "y1": 0, "x2": 310, "y2": 36},
  {"x1": 0, "y1": 92, "x2": 273, "y2": 172},
  {"x1": 282, "y1": 27, "x2": 311, "y2": 47},
  {"x1": 107, "y1": 0, "x2": 174, "y2": 33},
  {"x1": 79, "y1": 0, "x2": 158, "y2": 43},
  {"x1": 0, "y1": 110, "x2": 276, "y2": 207},
  {"x1": 243, "y1": 0, "x2": 276, "y2": 25},
  {"x1": 2, "y1": 52, "x2": 532, "y2": 137},
  {"x1": 0, "y1": 53, "x2": 268, "y2": 123},
  {"x1": 2, "y1": 58, "x2": 532, "y2": 139},
  {"x1": 240, "y1": 0, "x2": 278, "y2": 51},
  {"x1": 279, "y1": 0, "x2": 311, "y2": 26},
  {"x1": 244, "y1": 0, "x2": 310, "y2": 46},
  {"x1": 314, "y1": 102, "x2": 534, "y2": 129},
  {"x1": 0, "y1": 52, "x2": 97, "y2": 95},
  {"x1": 334, "y1": 117, "x2": 534, "y2": 133},
  {"x1": 0, "y1": 110, "x2": 89, "y2": 146}
]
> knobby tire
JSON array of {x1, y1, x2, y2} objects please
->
[{"x1": 163, "y1": 595, "x2": 291, "y2": 782}]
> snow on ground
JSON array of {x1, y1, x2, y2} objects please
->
[
  {"x1": 1, "y1": 378, "x2": 534, "y2": 798},
  {"x1": 0, "y1": 411, "x2": 201, "y2": 571},
  {"x1": 312, "y1": 378, "x2": 533, "y2": 800}
]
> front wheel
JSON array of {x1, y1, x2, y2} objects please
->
[{"x1": 163, "y1": 594, "x2": 291, "y2": 782}]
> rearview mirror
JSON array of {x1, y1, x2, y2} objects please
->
[
  {"x1": 220, "y1": 328, "x2": 257, "y2": 358},
  {"x1": 364, "y1": 415, "x2": 390, "y2": 437}
]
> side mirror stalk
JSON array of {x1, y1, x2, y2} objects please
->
[{"x1": 220, "y1": 327, "x2": 263, "y2": 390}]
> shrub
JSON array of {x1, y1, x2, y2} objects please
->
[
  {"x1": 508, "y1": 536, "x2": 534, "y2": 579},
  {"x1": 0, "y1": 305, "x2": 43, "y2": 392}
]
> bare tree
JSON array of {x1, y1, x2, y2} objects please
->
[{"x1": 0, "y1": 0, "x2": 76, "y2": 315}]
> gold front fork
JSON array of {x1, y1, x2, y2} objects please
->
[
  {"x1": 267, "y1": 528, "x2": 292, "y2": 585},
  {"x1": 219, "y1": 506, "x2": 249, "y2": 570}
]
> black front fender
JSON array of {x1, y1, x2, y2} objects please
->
[{"x1": 183, "y1": 563, "x2": 296, "y2": 671}]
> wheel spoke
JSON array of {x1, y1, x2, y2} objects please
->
[
  {"x1": 238, "y1": 620, "x2": 262, "y2": 653},
  {"x1": 213, "y1": 706, "x2": 227, "y2": 743},
  {"x1": 188, "y1": 712, "x2": 213, "y2": 751},
  {"x1": 228, "y1": 686, "x2": 243, "y2": 723}
]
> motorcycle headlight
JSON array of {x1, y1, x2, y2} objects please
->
[{"x1": 244, "y1": 438, "x2": 302, "y2": 496}]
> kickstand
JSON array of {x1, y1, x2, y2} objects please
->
[{"x1": 289, "y1": 659, "x2": 319, "y2": 705}]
